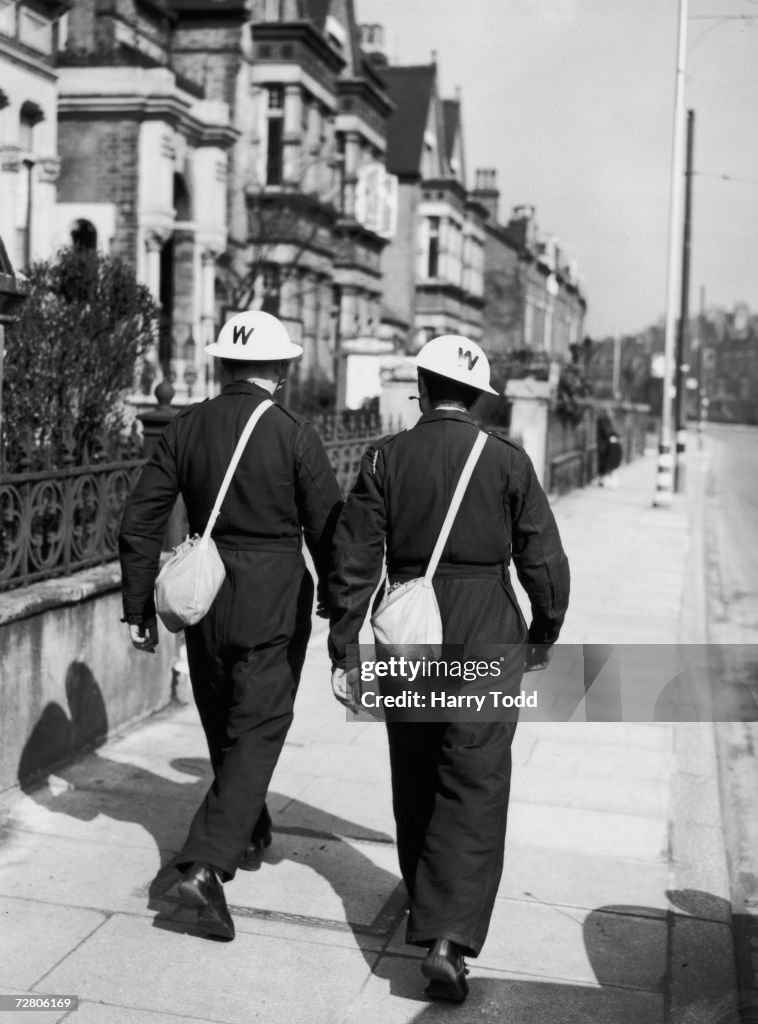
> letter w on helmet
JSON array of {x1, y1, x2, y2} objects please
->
[
  {"x1": 233, "y1": 324, "x2": 255, "y2": 346},
  {"x1": 458, "y1": 347, "x2": 479, "y2": 371}
]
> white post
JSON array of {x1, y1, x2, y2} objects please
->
[{"x1": 654, "y1": 0, "x2": 688, "y2": 508}]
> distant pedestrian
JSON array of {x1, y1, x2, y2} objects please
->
[
  {"x1": 119, "y1": 311, "x2": 341, "y2": 940},
  {"x1": 596, "y1": 409, "x2": 622, "y2": 488},
  {"x1": 328, "y1": 335, "x2": 570, "y2": 1002}
]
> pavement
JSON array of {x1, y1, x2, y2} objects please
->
[{"x1": 0, "y1": 431, "x2": 743, "y2": 1024}]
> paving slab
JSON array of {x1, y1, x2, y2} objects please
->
[
  {"x1": 0, "y1": 897, "x2": 106, "y2": 990},
  {"x1": 496, "y1": 844, "x2": 673, "y2": 914},
  {"x1": 0, "y1": 830, "x2": 169, "y2": 917},
  {"x1": 507, "y1": 802, "x2": 669, "y2": 862},
  {"x1": 474, "y1": 897, "x2": 667, "y2": 990},
  {"x1": 510, "y1": 764, "x2": 670, "y2": 818},
  {"x1": 41, "y1": 914, "x2": 377, "y2": 1024}
]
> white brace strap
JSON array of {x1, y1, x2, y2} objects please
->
[{"x1": 424, "y1": 431, "x2": 488, "y2": 582}]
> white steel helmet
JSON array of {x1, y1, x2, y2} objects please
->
[
  {"x1": 205, "y1": 310, "x2": 303, "y2": 361},
  {"x1": 414, "y1": 335, "x2": 498, "y2": 395}
]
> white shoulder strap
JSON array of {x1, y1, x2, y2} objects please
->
[
  {"x1": 424, "y1": 431, "x2": 488, "y2": 582},
  {"x1": 200, "y1": 399, "x2": 274, "y2": 546}
]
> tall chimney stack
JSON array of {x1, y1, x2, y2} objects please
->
[{"x1": 471, "y1": 168, "x2": 500, "y2": 222}]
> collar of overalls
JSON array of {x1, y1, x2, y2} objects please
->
[
  {"x1": 418, "y1": 408, "x2": 475, "y2": 425},
  {"x1": 221, "y1": 380, "x2": 278, "y2": 398}
]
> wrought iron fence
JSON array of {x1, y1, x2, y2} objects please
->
[
  {"x1": 0, "y1": 410, "x2": 391, "y2": 593},
  {"x1": 0, "y1": 458, "x2": 146, "y2": 592},
  {"x1": 314, "y1": 407, "x2": 388, "y2": 496}
]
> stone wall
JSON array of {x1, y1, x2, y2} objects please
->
[{"x1": 0, "y1": 565, "x2": 179, "y2": 793}]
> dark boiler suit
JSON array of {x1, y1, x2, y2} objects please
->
[
  {"x1": 328, "y1": 409, "x2": 570, "y2": 956},
  {"x1": 119, "y1": 381, "x2": 341, "y2": 879}
]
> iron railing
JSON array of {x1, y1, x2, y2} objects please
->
[
  {"x1": 0, "y1": 411, "x2": 390, "y2": 593},
  {"x1": 0, "y1": 458, "x2": 146, "y2": 592}
]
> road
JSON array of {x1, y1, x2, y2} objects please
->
[{"x1": 704, "y1": 423, "x2": 758, "y2": 655}]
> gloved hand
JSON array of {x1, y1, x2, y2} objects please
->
[
  {"x1": 331, "y1": 666, "x2": 361, "y2": 714},
  {"x1": 129, "y1": 619, "x2": 159, "y2": 654},
  {"x1": 524, "y1": 643, "x2": 553, "y2": 673}
]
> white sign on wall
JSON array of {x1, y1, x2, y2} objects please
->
[{"x1": 355, "y1": 162, "x2": 398, "y2": 239}]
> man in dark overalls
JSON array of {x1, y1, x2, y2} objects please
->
[
  {"x1": 119, "y1": 311, "x2": 341, "y2": 940},
  {"x1": 328, "y1": 335, "x2": 570, "y2": 1001}
]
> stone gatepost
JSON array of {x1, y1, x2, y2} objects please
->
[
  {"x1": 505, "y1": 377, "x2": 554, "y2": 487},
  {"x1": 379, "y1": 361, "x2": 419, "y2": 432}
]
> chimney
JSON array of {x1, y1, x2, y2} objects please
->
[
  {"x1": 507, "y1": 204, "x2": 538, "y2": 248},
  {"x1": 471, "y1": 168, "x2": 499, "y2": 222},
  {"x1": 359, "y1": 23, "x2": 388, "y2": 67}
]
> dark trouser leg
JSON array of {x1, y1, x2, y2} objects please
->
[
  {"x1": 386, "y1": 723, "x2": 445, "y2": 897},
  {"x1": 182, "y1": 630, "x2": 272, "y2": 848},
  {"x1": 402, "y1": 719, "x2": 517, "y2": 958},
  {"x1": 178, "y1": 638, "x2": 300, "y2": 879},
  {"x1": 178, "y1": 577, "x2": 313, "y2": 880}
]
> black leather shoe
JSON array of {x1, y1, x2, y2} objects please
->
[
  {"x1": 238, "y1": 829, "x2": 272, "y2": 870},
  {"x1": 421, "y1": 939, "x2": 469, "y2": 1003},
  {"x1": 177, "y1": 863, "x2": 235, "y2": 941},
  {"x1": 239, "y1": 808, "x2": 273, "y2": 871}
]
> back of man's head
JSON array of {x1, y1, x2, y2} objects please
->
[
  {"x1": 419, "y1": 369, "x2": 480, "y2": 410},
  {"x1": 220, "y1": 358, "x2": 282, "y2": 381}
]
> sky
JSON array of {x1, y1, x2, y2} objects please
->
[{"x1": 356, "y1": 0, "x2": 758, "y2": 338}]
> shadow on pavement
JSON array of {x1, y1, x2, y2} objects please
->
[{"x1": 16, "y1": 668, "x2": 403, "y2": 970}]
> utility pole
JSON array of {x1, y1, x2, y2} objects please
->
[
  {"x1": 674, "y1": 108, "x2": 695, "y2": 493},
  {"x1": 654, "y1": 0, "x2": 689, "y2": 507},
  {"x1": 696, "y1": 284, "x2": 706, "y2": 447}
]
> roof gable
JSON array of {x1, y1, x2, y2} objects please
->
[{"x1": 381, "y1": 64, "x2": 438, "y2": 177}]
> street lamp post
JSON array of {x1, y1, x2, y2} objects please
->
[
  {"x1": 674, "y1": 109, "x2": 695, "y2": 493},
  {"x1": 654, "y1": 0, "x2": 689, "y2": 508}
]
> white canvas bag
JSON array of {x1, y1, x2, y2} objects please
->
[
  {"x1": 154, "y1": 399, "x2": 273, "y2": 633},
  {"x1": 370, "y1": 431, "x2": 487, "y2": 655}
]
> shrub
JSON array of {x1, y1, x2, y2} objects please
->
[
  {"x1": 2, "y1": 248, "x2": 158, "y2": 470},
  {"x1": 555, "y1": 362, "x2": 594, "y2": 425}
]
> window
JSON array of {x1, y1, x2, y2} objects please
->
[
  {"x1": 266, "y1": 86, "x2": 284, "y2": 185},
  {"x1": 261, "y1": 264, "x2": 281, "y2": 314},
  {"x1": 427, "y1": 217, "x2": 440, "y2": 278},
  {"x1": 18, "y1": 6, "x2": 52, "y2": 53},
  {"x1": 0, "y1": 0, "x2": 17, "y2": 39},
  {"x1": 71, "y1": 219, "x2": 97, "y2": 250}
]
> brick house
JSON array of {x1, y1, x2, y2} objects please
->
[
  {"x1": 55, "y1": 0, "x2": 237, "y2": 402},
  {"x1": 0, "y1": 0, "x2": 68, "y2": 271}
]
